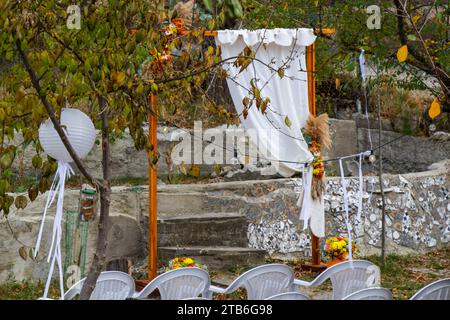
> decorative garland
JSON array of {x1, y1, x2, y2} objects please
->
[{"x1": 302, "y1": 113, "x2": 331, "y2": 200}]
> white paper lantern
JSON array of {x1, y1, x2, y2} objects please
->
[{"x1": 39, "y1": 108, "x2": 96, "y2": 162}]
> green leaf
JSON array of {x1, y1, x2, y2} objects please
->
[
  {"x1": 0, "y1": 179, "x2": 10, "y2": 195},
  {"x1": 0, "y1": 154, "x2": 12, "y2": 169},
  {"x1": 28, "y1": 186, "x2": 38, "y2": 202},
  {"x1": 136, "y1": 83, "x2": 144, "y2": 94},
  {"x1": 1, "y1": 195, "x2": 13, "y2": 215},
  {"x1": 226, "y1": 0, "x2": 243, "y2": 18},
  {"x1": 32, "y1": 154, "x2": 42, "y2": 169},
  {"x1": 112, "y1": 71, "x2": 126, "y2": 87},
  {"x1": 14, "y1": 195, "x2": 28, "y2": 210},
  {"x1": 38, "y1": 177, "x2": 50, "y2": 193},
  {"x1": 284, "y1": 116, "x2": 292, "y2": 128},
  {"x1": 2, "y1": 168, "x2": 13, "y2": 178},
  {"x1": 135, "y1": 29, "x2": 146, "y2": 43},
  {"x1": 242, "y1": 97, "x2": 250, "y2": 107},
  {"x1": 19, "y1": 246, "x2": 27, "y2": 261},
  {"x1": 151, "y1": 82, "x2": 158, "y2": 93},
  {"x1": 203, "y1": 0, "x2": 213, "y2": 12},
  {"x1": 29, "y1": 248, "x2": 35, "y2": 261},
  {"x1": 252, "y1": 86, "x2": 260, "y2": 99}
]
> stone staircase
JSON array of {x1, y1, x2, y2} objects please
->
[{"x1": 154, "y1": 190, "x2": 266, "y2": 271}]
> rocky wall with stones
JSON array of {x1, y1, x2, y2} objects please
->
[{"x1": 245, "y1": 162, "x2": 450, "y2": 259}]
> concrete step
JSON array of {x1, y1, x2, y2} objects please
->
[
  {"x1": 158, "y1": 246, "x2": 266, "y2": 271},
  {"x1": 150, "y1": 192, "x2": 244, "y2": 217},
  {"x1": 158, "y1": 213, "x2": 248, "y2": 247}
]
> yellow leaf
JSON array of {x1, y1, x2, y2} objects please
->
[
  {"x1": 412, "y1": 14, "x2": 422, "y2": 24},
  {"x1": 178, "y1": 161, "x2": 187, "y2": 175},
  {"x1": 428, "y1": 98, "x2": 441, "y2": 120},
  {"x1": 397, "y1": 45, "x2": 408, "y2": 63},
  {"x1": 111, "y1": 71, "x2": 126, "y2": 86},
  {"x1": 335, "y1": 78, "x2": 341, "y2": 89},
  {"x1": 189, "y1": 164, "x2": 200, "y2": 178}
]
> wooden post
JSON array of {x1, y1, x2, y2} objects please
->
[
  {"x1": 148, "y1": 94, "x2": 158, "y2": 280},
  {"x1": 301, "y1": 41, "x2": 327, "y2": 272},
  {"x1": 307, "y1": 43, "x2": 316, "y2": 116}
]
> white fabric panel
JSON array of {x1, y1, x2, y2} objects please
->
[
  {"x1": 216, "y1": 29, "x2": 315, "y2": 177},
  {"x1": 217, "y1": 28, "x2": 317, "y2": 47}
]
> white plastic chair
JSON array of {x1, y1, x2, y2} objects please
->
[
  {"x1": 294, "y1": 260, "x2": 380, "y2": 300},
  {"x1": 410, "y1": 278, "x2": 450, "y2": 300},
  {"x1": 64, "y1": 271, "x2": 135, "y2": 300},
  {"x1": 206, "y1": 264, "x2": 295, "y2": 300},
  {"x1": 133, "y1": 267, "x2": 211, "y2": 300},
  {"x1": 265, "y1": 292, "x2": 309, "y2": 300},
  {"x1": 342, "y1": 287, "x2": 392, "y2": 300}
]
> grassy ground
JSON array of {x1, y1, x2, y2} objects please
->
[
  {"x1": 0, "y1": 280, "x2": 61, "y2": 300},
  {"x1": 1, "y1": 247, "x2": 448, "y2": 300}
]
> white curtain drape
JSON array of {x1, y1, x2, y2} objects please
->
[{"x1": 215, "y1": 28, "x2": 316, "y2": 177}]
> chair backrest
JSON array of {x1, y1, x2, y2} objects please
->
[
  {"x1": 342, "y1": 287, "x2": 392, "y2": 300},
  {"x1": 138, "y1": 267, "x2": 210, "y2": 300},
  {"x1": 311, "y1": 260, "x2": 380, "y2": 300},
  {"x1": 265, "y1": 292, "x2": 309, "y2": 300},
  {"x1": 410, "y1": 278, "x2": 450, "y2": 300},
  {"x1": 65, "y1": 271, "x2": 135, "y2": 300},
  {"x1": 227, "y1": 264, "x2": 295, "y2": 300}
]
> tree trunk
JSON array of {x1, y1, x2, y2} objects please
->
[{"x1": 79, "y1": 96, "x2": 111, "y2": 299}]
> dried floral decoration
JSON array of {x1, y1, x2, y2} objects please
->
[
  {"x1": 302, "y1": 113, "x2": 331, "y2": 200},
  {"x1": 174, "y1": 0, "x2": 198, "y2": 29}
]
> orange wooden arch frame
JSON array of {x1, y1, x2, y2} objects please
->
[{"x1": 146, "y1": 28, "x2": 335, "y2": 280}]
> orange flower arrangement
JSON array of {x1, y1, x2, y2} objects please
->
[
  {"x1": 324, "y1": 236, "x2": 357, "y2": 260},
  {"x1": 165, "y1": 257, "x2": 208, "y2": 272}
]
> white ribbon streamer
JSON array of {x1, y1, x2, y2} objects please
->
[
  {"x1": 357, "y1": 153, "x2": 363, "y2": 222},
  {"x1": 298, "y1": 164, "x2": 313, "y2": 230},
  {"x1": 34, "y1": 161, "x2": 74, "y2": 300},
  {"x1": 359, "y1": 49, "x2": 366, "y2": 84},
  {"x1": 339, "y1": 159, "x2": 353, "y2": 265}
]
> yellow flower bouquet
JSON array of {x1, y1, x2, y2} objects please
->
[
  {"x1": 324, "y1": 236, "x2": 357, "y2": 261},
  {"x1": 165, "y1": 257, "x2": 208, "y2": 272}
]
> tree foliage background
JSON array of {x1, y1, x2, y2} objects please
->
[{"x1": 241, "y1": 0, "x2": 449, "y2": 120}]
